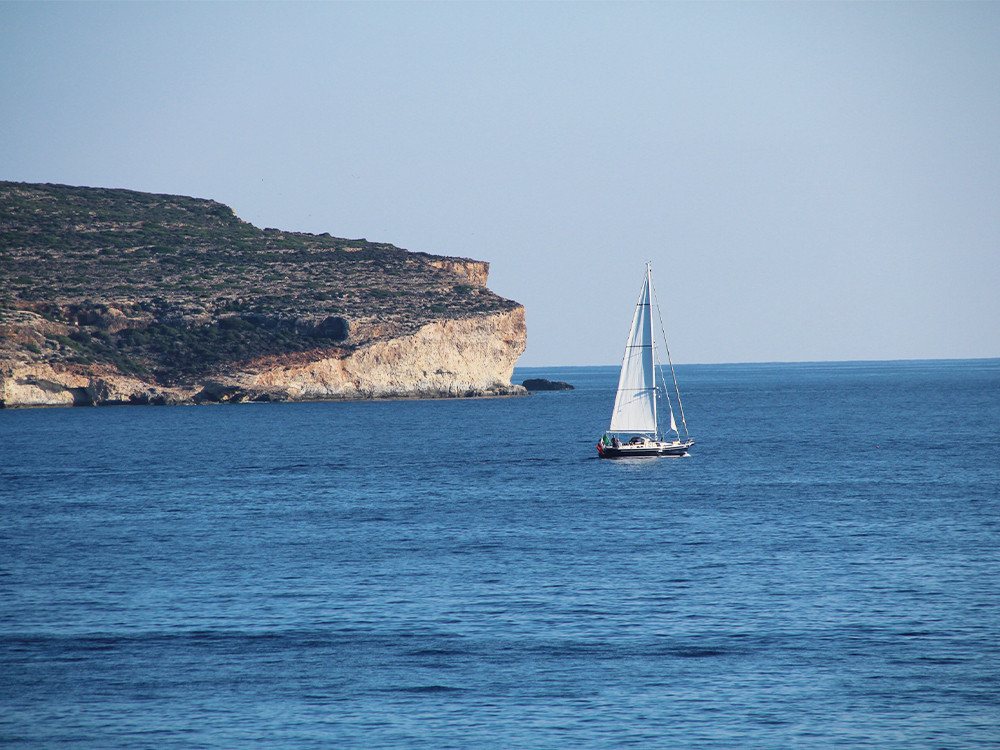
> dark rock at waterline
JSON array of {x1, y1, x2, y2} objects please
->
[{"x1": 522, "y1": 378, "x2": 574, "y2": 391}]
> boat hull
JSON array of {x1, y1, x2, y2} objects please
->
[{"x1": 597, "y1": 440, "x2": 693, "y2": 458}]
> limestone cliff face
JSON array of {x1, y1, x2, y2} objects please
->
[
  {"x1": 239, "y1": 307, "x2": 526, "y2": 400},
  {"x1": 424, "y1": 258, "x2": 490, "y2": 287},
  {"x1": 0, "y1": 362, "x2": 91, "y2": 407},
  {"x1": 0, "y1": 361, "x2": 181, "y2": 407},
  {"x1": 0, "y1": 307, "x2": 526, "y2": 406}
]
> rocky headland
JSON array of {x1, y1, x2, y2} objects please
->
[{"x1": 0, "y1": 182, "x2": 526, "y2": 407}]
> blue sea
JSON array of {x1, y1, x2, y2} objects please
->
[{"x1": 2, "y1": 360, "x2": 998, "y2": 748}]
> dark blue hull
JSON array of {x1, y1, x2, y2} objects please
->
[{"x1": 597, "y1": 439, "x2": 693, "y2": 458}]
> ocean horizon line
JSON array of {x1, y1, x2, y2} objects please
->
[{"x1": 515, "y1": 356, "x2": 1000, "y2": 370}]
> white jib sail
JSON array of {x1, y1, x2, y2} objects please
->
[{"x1": 609, "y1": 267, "x2": 657, "y2": 434}]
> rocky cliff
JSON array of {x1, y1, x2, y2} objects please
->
[{"x1": 0, "y1": 182, "x2": 526, "y2": 407}]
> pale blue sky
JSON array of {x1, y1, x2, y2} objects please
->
[{"x1": 3, "y1": 1, "x2": 998, "y2": 366}]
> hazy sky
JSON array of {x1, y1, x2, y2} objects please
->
[{"x1": 3, "y1": 1, "x2": 998, "y2": 366}]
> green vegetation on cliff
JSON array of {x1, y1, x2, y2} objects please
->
[{"x1": 0, "y1": 181, "x2": 518, "y2": 385}]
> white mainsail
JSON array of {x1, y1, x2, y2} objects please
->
[{"x1": 609, "y1": 266, "x2": 657, "y2": 434}]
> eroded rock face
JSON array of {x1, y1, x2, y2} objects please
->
[
  {"x1": 240, "y1": 307, "x2": 526, "y2": 400},
  {"x1": 0, "y1": 307, "x2": 526, "y2": 407},
  {"x1": 0, "y1": 361, "x2": 194, "y2": 407},
  {"x1": 425, "y1": 259, "x2": 490, "y2": 287},
  {"x1": 0, "y1": 363, "x2": 90, "y2": 407}
]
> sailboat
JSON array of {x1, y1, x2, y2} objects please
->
[{"x1": 597, "y1": 263, "x2": 694, "y2": 458}]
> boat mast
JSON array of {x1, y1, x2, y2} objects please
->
[
  {"x1": 651, "y1": 272, "x2": 690, "y2": 442},
  {"x1": 644, "y1": 263, "x2": 658, "y2": 440}
]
